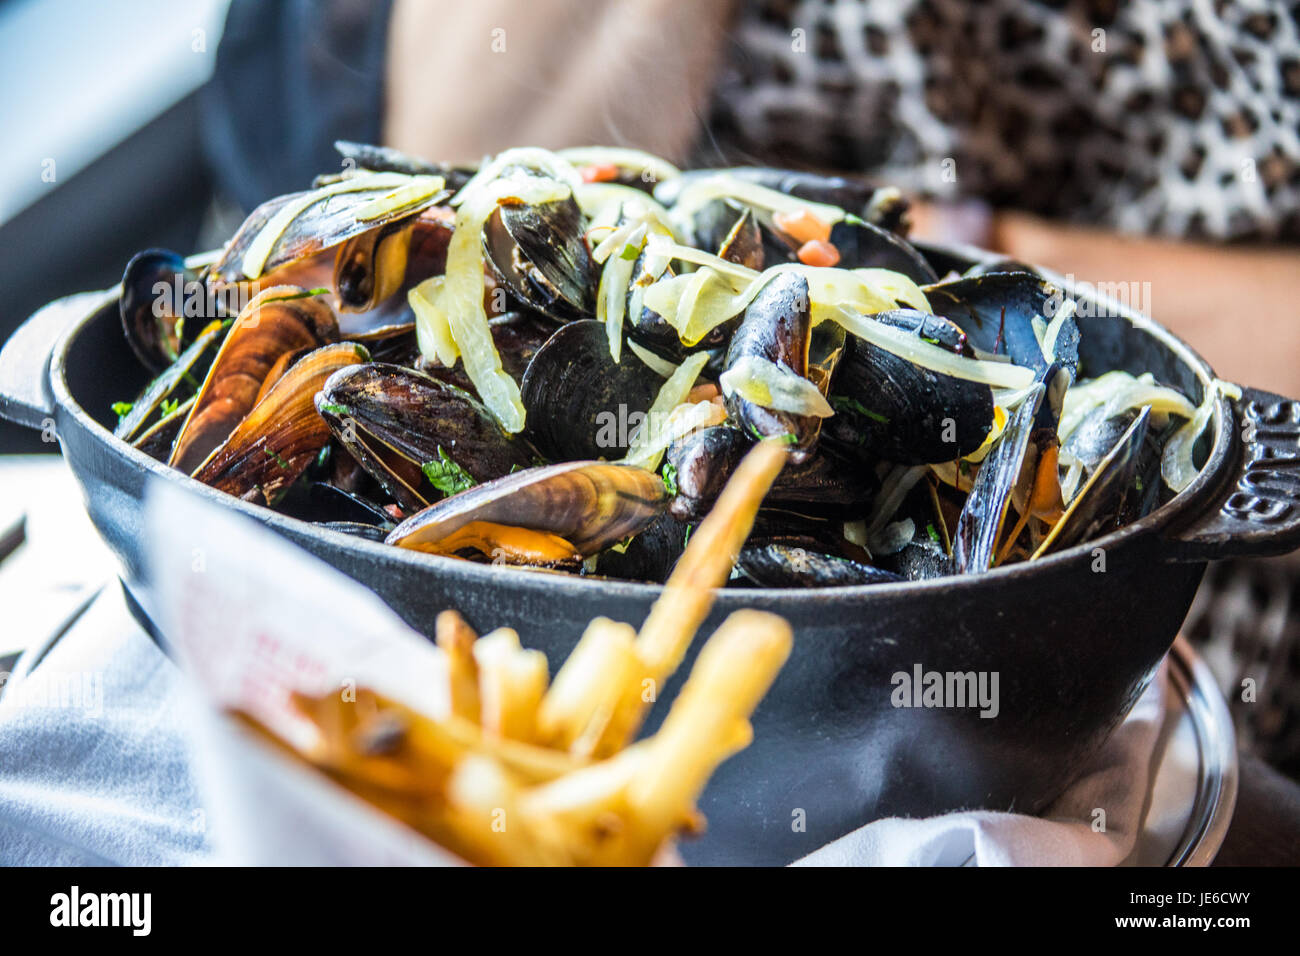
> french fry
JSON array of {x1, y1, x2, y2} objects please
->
[
  {"x1": 473, "y1": 628, "x2": 550, "y2": 743},
  {"x1": 438, "y1": 713, "x2": 584, "y2": 783},
  {"x1": 624, "y1": 610, "x2": 792, "y2": 851},
  {"x1": 246, "y1": 443, "x2": 796, "y2": 866},
  {"x1": 584, "y1": 439, "x2": 789, "y2": 756},
  {"x1": 535, "y1": 617, "x2": 639, "y2": 751},
  {"x1": 442, "y1": 754, "x2": 568, "y2": 866},
  {"x1": 435, "y1": 609, "x2": 480, "y2": 722}
]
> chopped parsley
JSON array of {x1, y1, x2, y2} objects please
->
[
  {"x1": 926, "y1": 522, "x2": 941, "y2": 544},
  {"x1": 160, "y1": 397, "x2": 180, "y2": 417},
  {"x1": 263, "y1": 448, "x2": 292, "y2": 470},
  {"x1": 831, "y1": 395, "x2": 889, "y2": 425},
  {"x1": 660, "y1": 462, "x2": 679, "y2": 497},
  {"x1": 619, "y1": 242, "x2": 641, "y2": 261},
  {"x1": 422, "y1": 447, "x2": 476, "y2": 495},
  {"x1": 262, "y1": 287, "x2": 331, "y2": 304},
  {"x1": 318, "y1": 403, "x2": 352, "y2": 417},
  {"x1": 111, "y1": 401, "x2": 133, "y2": 422}
]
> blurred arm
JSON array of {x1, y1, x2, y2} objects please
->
[{"x1": 383, "y1": 0, "x2": 736, "y2": 165}]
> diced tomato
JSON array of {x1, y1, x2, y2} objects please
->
[
  {"x1": 580, "y1": 163, "x2": 620, "y2": 184},
  {"x1": 774, "y1": 207, "x2": 831, "y2": 244},
  {"x1": 797, "y1": 239, "x2": 840, "y2": 267},
  {"x1": 687, "y1": 383, "x2": 720, "y2": 404}
]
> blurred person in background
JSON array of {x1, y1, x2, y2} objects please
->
[
  {"x1": 206, "y1": 0, "x2": 1300, "y2": 397},
  {"x1": 183, "y1": 0, "x2": 1300, "y2": 778}
]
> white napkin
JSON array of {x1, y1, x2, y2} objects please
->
[{"x1": 794, "y1": 667, "x2": 1168, "y2": 866}]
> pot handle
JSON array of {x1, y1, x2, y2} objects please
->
[
  {"x1": 0, "y1": 292, "x2": 104, "y2": 430},
  {"x1": 1163, "y1": 386, "x2": 1300, "y2": 562}
]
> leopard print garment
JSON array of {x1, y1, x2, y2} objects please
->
[{"x1": 704, "y1": 0, "x2": 1300, "y2": 241}]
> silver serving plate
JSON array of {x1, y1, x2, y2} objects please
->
[{"x1": 1129, "y1": 636, "x2": 1238, "y2": 866}]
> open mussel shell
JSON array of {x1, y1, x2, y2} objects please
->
[
  {"x1": 925, "y1": 273, "x2": 1079, "y2": 378},
  {"x1": 520, "y1": 320, "x2": 664, "y2": 460},
  {"x1": 735, "y1": 543, "x2": 902, "y2": 588},
  {"x1": 724, "y1": 272, "x2": 824, "y2": 461},
  {"x1": 120, "y1": 249, "x2": 218, "y2": 373},
  {"x1": 687, "y1": 199, "x2": 762, "y2": 267},
  {"x1": 333, "y1": 208, "x2": 452, "y2": 314},
  {"x1": 316, "y1": 363, "x2": 536, "y2": 512},
  {"x1": 1064, "y1": 405, "x2": 1155, "y2": 472},
  {"x1": 130, "y1": 395, "x2": 195, "y2": 461},
  {"x1": 114, "y1": 317, "x2": 228, "y2": 445},
  {"x1": 482, "y1": 193, "x2": 596, "y2": 320},
  {"x1": 169, "y1": 287, "x2": 340, "y2": 474},
  {"x1": 717, "y1": 207, "x2": 764, "y2": 270},
  {"x1": 385, "y1": 461, "x2": 669, "y2": 565},
  {"x1": 1064, "y1": 405, "x2": 1170, "y2": 521},
  {"x1": 822, "y1": 310, "x2": 994, "y2": 465},
  {"x1": 192, "y1": 342, "x2": 371, "y2": 503},
  {"x1": 952, "y1": 382, "x2": 1045, "y2": 574},
  {"x1": 210, "y1": 174, "x2": 451, "y2": 284},
  {"x1": 1033, "y1": 407, "x2": 1152, "y2": 558}
]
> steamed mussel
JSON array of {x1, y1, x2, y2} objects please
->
[
  {"x1": 317, "y1": 363, "x2": 536, "y2": 512},
  {"x1": 105, "y1": 142, "x2": 1209, "y2": 587}
]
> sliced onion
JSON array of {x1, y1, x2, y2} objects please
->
[
  {"x1": 1059, "y1": 371, "x2": 1196, "y2": 442},
  {"x1": 847, "y1": 268, "x2": 931, "y2": 314},
  {"x1": 719, "y1": 355, "x2": 834, "y2": 418},
  {"x1": 866, "y1": 465, "x2": 927, "y2": 538},
  {"x1": 1161, "y1": 379, "x2": 1240, "y2": 493},
  {"x1": 1040, "y1": 297, "x2": 1076, "y2": 363},
  {"x1": 642, "y1": 257, "x2": 933, "y2": 348},
  {"x1": 622, "y1": 400, "x2": 726, "y2": 473},
  {"x1": 666, "y1": 174, "x2": 847, "y2": 238},
  {"x1": 558, "y1": 146, "x2": 681, "y2": 184},
  {"x1": 622, "y1": 351, "x2": 710, "y2": 470},
  {"x1": 450, "y1": 147, "x2": 581, "y2": 206},
  {"x1": 643, "y1": 234, "x2": 759, "y2": 284},
  {"x1": 353, "y1": 175, "x2": 446, "y2": 222},
  {"x1": 574, "y1": 184, "x2": 678, "y2": 242},
  {"x1": 591, "y1": 218, "x2": 643, "y2": 264},
  {"x1": 420, "y1": 173, "x2": 573, "y2": 432},
  {"x1": 626, "y1": 340, "x2": 676, "y2": 378},
  {"x1": 241, "y1": 171, "x2": 416, "y2": 278},
  {"x1": 409, "y1": 277, "x2": 458, "y2": 368},
  {"x1": 596, "y1": 223, "x2": 646, "y2": 362},
  {"x1": 831, "y1": 305, "x2": 1035, "y2": 390}
]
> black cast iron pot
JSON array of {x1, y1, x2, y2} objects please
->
[{"x1": 4, "y1": 242, "x2": 1299, "y2": 866}]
